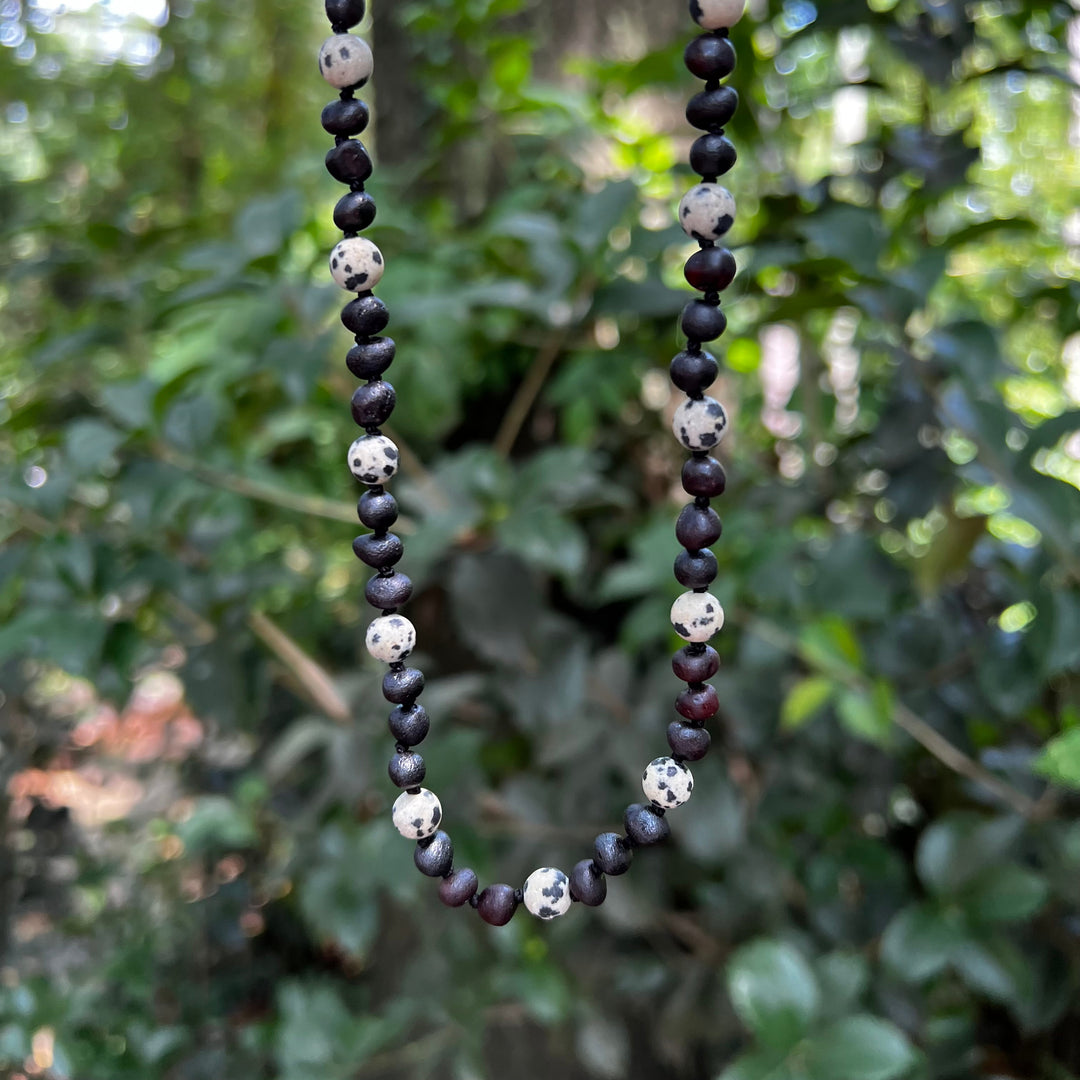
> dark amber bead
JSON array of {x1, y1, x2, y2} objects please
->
[
  {"x1": 569, "y1": 859, "x2": 607, "y2": 906},
  {"x1": 476, "y1": 884, "x2": 518, "y2": 926},
  {"x1": 676, "y1": 684, "x2": 719, "y2": 721},
  {"x1": 682, "y1": 457, "x2": 726, "y2": 498},
  {"x1": 674, "y1": 548, "x2": 718, "y2": 588},
  {"x1": 684, "y1": 34, "x2": 736, "y2": 80}
]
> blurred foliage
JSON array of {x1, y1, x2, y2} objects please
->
[{"x1": 2, "y1": 0, "x2": 1080, "y2": 1077}]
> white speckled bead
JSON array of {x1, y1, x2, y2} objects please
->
[
  {"x1": 330, "y1": 237, "x2": 384, "y2": 293},
  {"x1": 672, "y1": 396, "x2": 728, "y2": 450},
  {"x1": 347, "y1": 433, "x2": 399, "y2": 485},
  {"x1": 689, "y1": 0, "x2": 745, "y2": 31},
  {"x1": 678, "y1": 183, "x2": 736, "y2": 242},
  {"x1": 392, "y1": 788, "x2": 442, "y2": 839},
  {"x1": 318, "y1": 34, "x2": 373, "y2": 89},
  {"x1": 522, "y1": 867, "x2": 572, "y2": 920},
  {"x1": 642, "y1": 756, "x2": 694, "y2": 809},
  {"x1": 671, "y1": 591, "x2": 724, "y2": 642},
  {"x1": 366, "y1": 614, "x2": 416, "y2": 663}
]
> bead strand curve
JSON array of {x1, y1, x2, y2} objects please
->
[{"x1": 320, "y1": 0, "x2": 744, "y2": 925}]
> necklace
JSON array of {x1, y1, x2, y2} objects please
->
[{"x1": 318, "y1": 0, "x2": 743, "y2": 925}]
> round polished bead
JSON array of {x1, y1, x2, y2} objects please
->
[
  {"x1": 346, "y1": 336, "x2": 395, "y2": 378},
  {"x1": 690, "y1": 0, "x2": 745, "y2": 30},
  {"x1": 365, "y1": 571, "x2": 412, "y2": 610},
  {"x1": 682, "y1": 456, "x2": 726, "y2": 498},
  {"x1": 325, "y1": 140, "x2": 372, "y2": 184},
  {"x1": 439, "y1": 867, "x2": 478, "y2": 906},
  {"x1": 325, "y1": 0, "x2": 366, "y2": 28},
  {"x1": 522, "y1": 867, "x2": 572, "y2": 920},
  {"x1": 676, "y1": 503, "x2": 722, "y2": 549},
  {"x1": 321, "y1": 97, "x2": 370, "y2": 137},
  {"x1": 673, "y1": 396, "x2": 729, "y2": 450},
  {"x1": 391, "y1": 787, "x2": 441, "y2": 839},
  {"x1": 672, "y1": 644, "x2": 720, "y2": 682},
  {"x1": 684, "y1": 33, "x2": 736, "y2": 79},
  {"x1": 686, "y1": 86, "x2": 739, "y2": 131},
  {"x1": 674, "y1": 548, "x2": 717, "y2": 589},
  {"x1": 624, "y1": 803, "x2": 671, "y2": 846},
  {"x1": 477, "y1": 883, "x2": 518, "y2": 926},
  {"x1": 681, "y1": 299, "x2": 727, "y2": 342},
  {"x1": 668, "y1": 720, "x2": 712, "y2": 760},
  {"x1": 352, "y1": 531, "x2": 403, "y2": 569},
  {"x1": 383, "y1": 667, "x2": 424, "y2": 705},
  {"x1": 569, "y1": 860, "x2": 607, "y2": 907},
  {"x1": 334, "y1": 190, "x2": 377, "y2": 232},
  {"x1": 388, "y1": 702, "x2": 429, "y2": 745},
  {"x1": 671, "y1": 591, "x2": 724, "y2": 642},
  {"x1": 685, "y1": 247, "x2": 736, "y2": 292},
  {"x1": 594, "y1": 832, "x2": 632, "y2": 876},
  {"x1": 414, "y1": 830, "x2": 453, "y2": 876},
  {"x1": 676, "y1": 683, "x2": 719, "y2": 721},
  {"x1": 690, "y1": 133, "x2": 738, "y2": 178},
  {"x1": 318, "y1": 34, "x2": 373, "y2": 89},
  {"x1": 341, "y1": 295, "x2": 389, "y2": 336},
  {"x1": 679, "y1": 184, "x2": 736, "y2": 242},
  {"x1": 330, "y1": 237, "x2": 384, "y2": 292},
  {"x1": 366, "y1": 613, "x2": 416, "y2": 662},
  {"x1": 358, "y1": 490, "x2": 398, "y2": 531},
  {"x1": 347, "y1": 433, "x2": 399, "y2": 484},
  {"x1": 351, "y1": 380, "x2": 396, "y2": 427},
  {"x1": 670, "y1": 349, "x2": 717, "y2": 397},
  {"x1": 642, "y1": 756, "x2": 694, "y2": 808},
  {"x1": 388, "y1": 750, "x2": 425, "y2": 788}
]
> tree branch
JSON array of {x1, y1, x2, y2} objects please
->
[
  {"x1": 248, "y1": 610, "x2": 351, "y2": 724},
  {"x1": 153, "y1": 442, "x2": 362, "y2": 525},
  {"x1": 740, "y1": 612, "x2": 1042, "y2": 819}
]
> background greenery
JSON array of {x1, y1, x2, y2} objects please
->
[{"x1": 2, "y1": 0, "x2": 1080, "y2": 1076}]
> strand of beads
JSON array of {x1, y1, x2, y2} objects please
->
[
  {"x1": 320, "y1": 0, "x2": 477, "y2": 911},
  {"x1": 322, "y1": 0, "x2": 743, "y2": 927},
  {"x1": 665, "y1": 0, "x2": 743, "y2": 780}
]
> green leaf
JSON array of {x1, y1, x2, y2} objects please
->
[
  {"x1": 880, "y1": 902, "x2": 956, "y2": 982},
  {"x1": 575, "y1": 1012, "x2": 630, "y2": 1080},
  {"x1": 805, "y1": 1015, "x2": 918, "y2": 1080},
  {"x1": 1032, "y1": 728, "x2": 1080, "y2": 789},
  {"x1": 835, "y1": 682, "x2": 893, "y2": 746},
  {"x1": 781, "y1": 676, "x2": 834, "y2": 730},
  {"x1": 275, "y1": 980, "x2": 407, "y2": 1079},
  {"x1": 951, "y1": 937, "x2": 1032, "y2": 1008},
  {"x1": 174, "y1": 795, "x2": 257, "y2": 852},
  {"x1": 798, "y1": 616, "x2": 863, "y2": 678},
  {"x1": 966, "y1": 865, "x2": 1050, "y2": 923},
  {"x1": 496, "y1": 505, "x2": 587, "y2": 577},
  {"x1": 798, "y1": 205, "x2": 886, "y2": 277},
  {"x1": 915, "y1": 813, "x2": 1023, "y2": 896},
  {"x1": 726, "y1": 939, "x2": 820, "y2": 1050},
  {"x1": 63, "y1": 418, "x2": 124, "y2": 475},
  {"x1": 815, "y1": 952, "x2": 870, "y2": 1016},
  {"x1": 717, "y1": 1048, "x2": 791, "y2": 1080},
  {"x1": 234, "y1": 191, "x2": 302, "y2": 259}
]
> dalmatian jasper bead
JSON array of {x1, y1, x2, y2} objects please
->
[
  {"x1": 522, "y1": 866, "x2": 572, "y2": 920},
  {"x1": 318, "y1": 34, "x2": 373, "y2": 90},
  {"x1": 642, "y1": 756, "x2": 694, "y2": 809},
  {"x1": 366, "y1": 614, "x2": 416, "y2": 663},
  {"x1": 678, "y1": 183, "x2": 736, "y2": 243},
  {"x1": 689, "y1": 0, "x2": 745, "y2": 31},
  {"x1": 671, "y1": 590, "x2": 724, "y2": 642},
  {"x1": 330, "y1": 237, "x2": 384, "y2": 293},
  {"x1": 673, "y1": 396, "x2": 728, "y2": 450},
  {"x1": 347, "y1": 433, "x2": 399, "y2": 485},
  {"x1": 392, "y1": 788, "x2": 442, "y2": 840}
]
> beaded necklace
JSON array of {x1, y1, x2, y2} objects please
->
[{"x1": 318, "y1": 0, "x2": 744, "y2": 925}]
